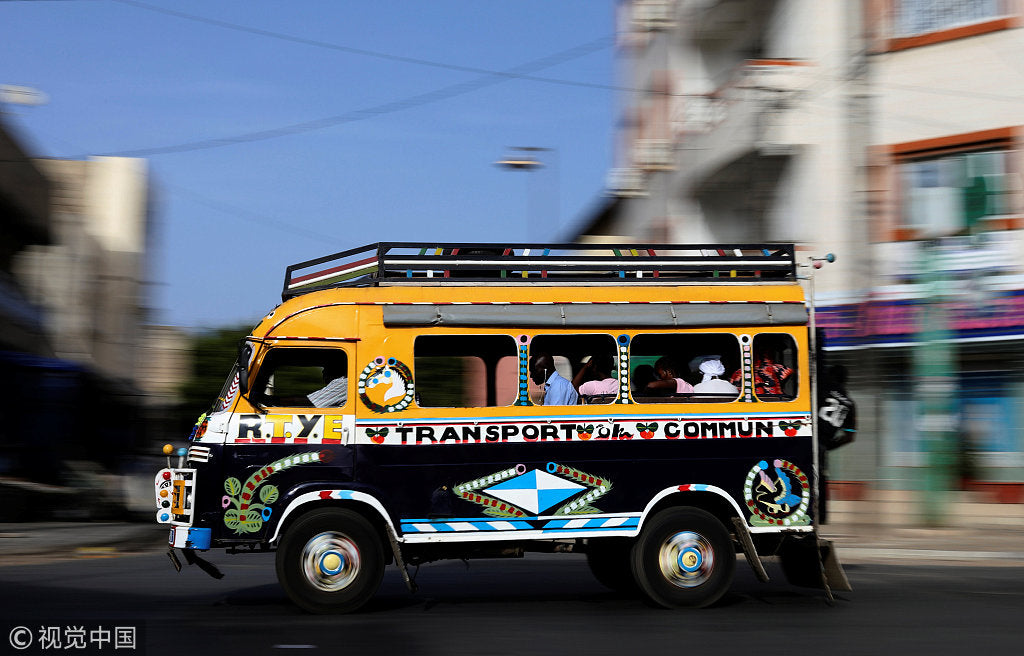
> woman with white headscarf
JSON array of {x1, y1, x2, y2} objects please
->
[{"x1": 692, "y1": 357, "x2": 738, "y2": 395}]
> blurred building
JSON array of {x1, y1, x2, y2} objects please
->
[
  {"x1": 138, "y1": 324, "x2": 193, "y2": 443},
  {"x1": 859, "y1": 1, "x2": 1024, "y2": 508},
  {"x1": 138, "y1": 325, "x2": 191, "y2": 404},
  {"x1": 585, "y1": 0, "x2": 1024, "y2": 513},
  {"x1": 0, "y1": 116, "x2": 164, "y2": 515},
  {"x1": 14, "y1": 156, "x2": 151, "y2": 385},
  {"x1": 0, "y1": 119, "x2": 52, "y2": 355}
]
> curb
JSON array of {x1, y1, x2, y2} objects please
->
[
  {"x1": 836, "y1": 546, "x2": 1024, "y2": 564},
  {"x1": 0, "y1": 523, "x2": 168, "y2": 558}
]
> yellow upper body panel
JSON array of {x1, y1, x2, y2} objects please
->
[
  {"x1": 236, "y1": 280, "x2": 811, "y2": 421},
  {"x1": 253, "y1": 282, "x2": 806, "y2": 340}
]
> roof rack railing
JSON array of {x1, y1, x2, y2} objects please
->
[{"x1": 282, "y1": 242, "x2": 796, "y2": 299}]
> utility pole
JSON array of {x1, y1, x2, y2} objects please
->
[{"x1": 913, "y1": 239, "x2": 958, "y2": 525}]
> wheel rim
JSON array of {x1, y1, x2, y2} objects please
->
[
  {"x1": 658, "y1": 530, "x2": 715, "y2": 588},
  {"x1": 301, "y1": 531, "x2": 361, "y2": 592}
]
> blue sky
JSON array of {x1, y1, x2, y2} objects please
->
[{"x1": 3, "y1": 0, "x2": 617, "y2": 328}]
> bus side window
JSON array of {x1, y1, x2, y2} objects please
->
[
  {"x1": 630, "y1": 333, "x2": 741, "y2": 403},
  {"x1": 529, "y1": 334, "x2": 619, "y2": 406},
  {"x1": 414, "y1": 335, "x2": 518, "y2": 408},
  {"x1": 738, "y1": 334, "x2": 798, "y2": 401}
]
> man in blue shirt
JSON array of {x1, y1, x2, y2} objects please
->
[{"x1": 529, "y1": 352, "x2": 578, "y2": 406}]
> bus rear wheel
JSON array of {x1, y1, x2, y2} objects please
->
[
  {"x1": 631, "y1": 507, "x2": 735, "y2": 608},
  {"x1": 275, "y1": 508, "x2": 384, "y2": 614}
]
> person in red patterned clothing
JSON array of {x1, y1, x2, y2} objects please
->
[{"x1": 730, "y1": 356, "x2": 793, "y2": 396}]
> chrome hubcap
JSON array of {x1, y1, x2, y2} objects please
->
[
  {"x1": 301, "y1": 531, "x2": 360, "y2": 591},
  {"x1": 659, "y1": 531, "x2": 714, "y2": 588}
]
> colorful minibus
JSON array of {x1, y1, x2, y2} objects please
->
[{"x1": 156, "y1": 242, "x2": 848, "y2": 612}]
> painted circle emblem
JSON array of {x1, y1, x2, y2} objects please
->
[
  {"x1": 358, "y1": 356, "x2": 415, "y2": 413},
  {"x1": 743, "y1": 459, "x2": 810, "y2": 527}
]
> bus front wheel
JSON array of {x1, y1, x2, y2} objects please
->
[
  {"x1": 630, "y1": 507, "x2": 735, "y2": 608},
  {"x1": 275, "y1": 508, "x2": 385, "y2": 614}
]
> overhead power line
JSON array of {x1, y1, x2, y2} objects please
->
[
  {"x1": 166, "y1": 183, "x2": 339, "y2": 243},
  {"x1": 91, "y1": 1, "x2": 1022, "y2": 159},
  {"x1": 112, "y1": 0, "x2": 644, "y2": 95},
  {"x1": 92, "y1": 34, "x2": 613, "y2": 158}
]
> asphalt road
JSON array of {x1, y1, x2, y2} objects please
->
[{"x1": 2, "y1": 549, "x2": 1024, "y2": 656}]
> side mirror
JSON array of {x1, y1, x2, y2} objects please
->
[{"x1": 238, "y1": 342, "x2": 253, "y2": 394}]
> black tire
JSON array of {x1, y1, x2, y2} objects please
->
[
  {"x1": 275, "y1": 508, "x2": 385, "y2": 614},
  {"x1": 586, "y1": 537, "x2": 637, "y2": 593},
  {"x1": 630, "y1": 507, "x2": 735, "y2": 608}
]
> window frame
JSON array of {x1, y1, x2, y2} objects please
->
[
  {"x1": 883, "y1": 0, "x2": 1017, "y2": 51},
  {"x1": 899, "y1": 148, "x2": 1014, "y2": 237},
  {"x1": 528, "y1": 333, "x2": 623, "y2": 406},
  {"x1": 894, "y1": 0, "x2": 1005, "y2": 37},
  {"x1": 248, "y1": 346, "x2": 352, "y2": 410},
  {"x1": 413, "y1": 334, "x2": 519, "y2": 409},
  {"x1": 882, "y1": 128, "x2": 1022, "y2": 241},
  {"x1": 628, "y1": 332, "x2": 743, "y2": 404},
  {"x1": 747, "y1": 333, "x2": 800, "y2": 402}
]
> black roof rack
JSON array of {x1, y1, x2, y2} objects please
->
[{"x1": 282, "y1": 242, "x2": 797, "y2": 300}]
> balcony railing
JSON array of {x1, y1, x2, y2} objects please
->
[
  {"x1": 633, "y1": 138, "x2": 675, "y2": 170},
  {"x1": 632, "y1": 0, "x2": 677, "y2": 30},
  {"x1": 606, "y1": 167, "x2": 648, "y2": 197},
  {"x1": 672, "y1": 59, "x2": 813, "y2": 136}
]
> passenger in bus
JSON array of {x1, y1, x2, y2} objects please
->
[
  {"x1": 572, "y1": 354, "x2": 618, "y2": 396},
  {"x1": 643, "y1": 357, "x2": 694, "y2": 395},
  {"x1": 529, "y1": 352, "x2": 579, "y2": 405},
  {"x1": 631, "y1": 364, "x2": 656, "y2": 393},
  {"x1": 307, "y1": 364, "x2": 348, "y2": 407},
  {"x1": 730, "y1": 354, "x2": 793, "y2": 396},
  {"x1": 690, "y1": 356, "x2": 739, "y2": 395}
]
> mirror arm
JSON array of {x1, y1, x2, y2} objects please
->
[{"x1": 238, "y1": 340, "x2": 253, "y2": 394}]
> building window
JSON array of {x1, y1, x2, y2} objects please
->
[
  {"x1": 895, "y1": 0, "x2": 1004, "y2": 37},
  {"x1": 899, "y1": 149, "x2": 1012, "y2": 237}
]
